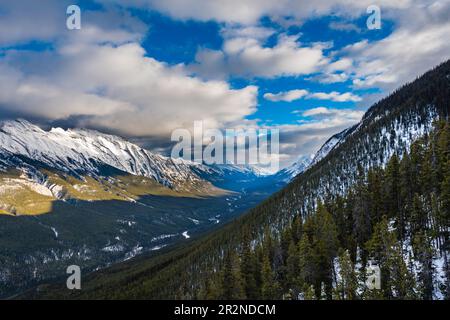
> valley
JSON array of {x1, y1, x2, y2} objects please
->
[
  {"x1": 19, "y1": 59, "x2": 449, "y2": 300},
  {"x1": 0, "y1": 180, "x2": 283, "y2": 298},
  {"x1": 0, "y1": 119, "x2": 294, "y2": 298}
]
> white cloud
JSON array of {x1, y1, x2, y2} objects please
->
[
  {"x1": 347, "y1": 1, "x2": 450, "y2": 90},
  {"x1": 0, "y1": 1, "x2": 148, "y2": 46},
  {"x1": 100, "y1": 0, "x2": 412, "y2": 25},
  {"x1": 0, "y1": 0, "x2": 65, "y2": 45},
  {"x1": 312, "y1": 72, "x2": 350, "y2": 83},
  {"x1": 264, "y1": 89, "x2": 362, "y2": 102},
  {"x1": 327, "y1": 58, "x2": 353, "y2": 72},
  {"x1": 264, "y1": 89, "x2": 309, "y2": 102},
  {"x1": 272, "y1": 106, "x2": 364, "y2": 167},
  {"x1": 0, "y1": 36, "x2": 258, "y2": 137},
  {"x1": 305, "y1": 58, "x2": 353, "y2": 84},
  {"x1": 302, "y1": 107, "x2": 364, "y2": 120},
  {"x1": 307, "y1": 91, "x2": 362, "y2": 102},
  {"x1": 221, "y1": 26, "x2": 275, "y2": 40},
  {"x1": 192, "y1": 34, "x2": 329, "y2": 79},
  {"x1": 302, "y1": 107, "x2": 335, "y2": 116}
]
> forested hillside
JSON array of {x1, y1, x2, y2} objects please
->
[
  {"x1": 197, "y1": 121, "x2": 449, "y2": 299},
  {"x1": 24, "y1": 60, "x2": 450, "y2": 300}
]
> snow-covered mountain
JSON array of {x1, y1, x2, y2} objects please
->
[
  {"x1": 0, "y1": 119, "x2": 289, "y2": 206},
  {"x1": 0, "y1": 119, "x2": 209, "y2": 190},
  {"x1": 274, "y1": 155, "x2": 312, "y2": 182},
  {"x1": 309, "y1": 126, "x2": 356, "y2": 166},
  {"x1": 0, "y1": 121, "x2": 290, "y2": 295}
]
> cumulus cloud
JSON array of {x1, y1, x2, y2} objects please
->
[
  {"x1": 264, "y1": 89, "x2": 362, "y2": 102},
  {"x1": 100, "y1": 0, "x2": 412, "y2": 24},
  {"x1": 302, "y1": 107, "x2": 364, "y2": 120},
  {"x1": 307, "y1": 91, "x2": 362, "y2": 102},
  {"x1": 0, "y1": 0, "x2": 66, "y2": 45},
  {"x1": 347, "y1": 1, "x2": 450, "y2": 90},
  {"x1": 311, "y1": 72, "x2": 350, "y2": 83},
  {"x1": 138, "y1": 0, "x2": 448, "y2": 92},
  {"x1": 273, "y1": 106, "x2": 364, "y2": 167},
  {"x1": 191, "y1": 34, "x2": 329, "y2": 79},
  {"x1": 264, "y1": 89, "x2": 309, "y2": 102},
  {"x1": 0, "y1": 31, "x2": 258, "y2": 138},
  {"x1": 0, "y1": 0, "x2": 148, "y2": 46}
]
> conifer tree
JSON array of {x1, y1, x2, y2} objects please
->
[
  {"x1": 261, "y1": 253, "x2": 280, "y2": 299},
  {"x1": 390, "y1": 246, "x2": 417, "y2": 299},
  {"x1": 221, "y1": 251, "x2": 245, "y2": 299},
  {"x1": 385, "y1": 154, "x2": 403, "y2": 240},
  {"x1": 301, "y1": 285, "x2": 316, "y2": 300},
  {"x1": 366, "y1": 216, "x2": 397, "y2": 299},
  {"x1": 413, "y1": 231, "x2": 435, "y2": 300},
  {"x1": 240, "y1": 237, "x2": 259, "y2": 299},
  {"x1": 286, "y1": 240, "x2": 301, "y2": 298},
  {"x1": 335, "y1": 249, "x2": 358, "y2": 300},
  {"x1": 411, "y1": 193, "x2": 426, "y2": 235},
  {"x1": 354, "y1": 165, "x2": 372, "y2": 245},
  {"x1": 298, "y1": 233, "x2": 315, "y2": 291},
  {"x1": 313, "y1": 203, "x2": 339, "y2": 298}
]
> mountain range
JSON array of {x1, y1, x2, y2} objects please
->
[
  {"x1": 2, "y1": 60, "x2": 449, "y2": 300},
  {"x1": 0, "y1": 119, "x2": 302, "y2": 297},
  {"x1": 17, "y1": 59, "x2": 449, "y2": 300}
]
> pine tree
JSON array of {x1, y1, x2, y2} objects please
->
[
  {"x1": 409, "y1": 139, "x2": 424, "y2": 195},
  {"x1": 390, "y1": 246, "x2": 417, "y2": 299},
  {"x1": 354, "y1": 165, "x2": 372, "y2": 245},
  {"x1": 261, "y1": 253, "x2": 280, "y2": 299},
  {"x1": 367, "y1": 168, "x2": 384, "y2": 228},
  {"x1": 413, "y1": 231, "x2": 435, "y2": 300},
  {"x1": 221, "y1": 251, "x2": 245, "y2": 299},
  {"x1": 313, "y1": 203, "x2": 339, "y2": 299},
  {"x1": 301, "y1": 285, "x2": 316, "y2": 300},
  {"x1": 298, "y1": 233, "x2": 315, "y2": 291},
  {"x1": 291, "y1": 215, "x2": 303, "y2": 244},
  {"x1": 202, "y1": 275, "x2": 221, "y2": 299},
  {"x1": 286, "y1": 240, "x2": 301, "y2": 299},
  {"x1": 366, "y1": 216, "x2": 397, "y2": 299},
  {"x1": 385, "y1": 154, "x2": 403, "y2": 240},
  {"x1": 335, "y1": 249, "x2": 358, "y2": 300},
  {"x1": 240, "y1": 237, "x2": 259, "y2": 299},
  {"x1": 411, "y1": 193, "x2": 426, "y2": 235},
  {"x1": 399, "y1": 152, "x2": 414, "y2": 219}
]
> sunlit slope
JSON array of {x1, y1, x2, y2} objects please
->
[{"x1": 0, "y1": 169, "x2": 226, "y2": 216}]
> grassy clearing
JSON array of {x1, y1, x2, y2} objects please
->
[{"x1": 0, "y1": 172, "x2": 54, "y2": 216}]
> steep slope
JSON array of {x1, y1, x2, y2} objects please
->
[
  {"x1": 0, "y1": 120, "x2": 211, "y2": 192},
  {"x1": 309, "y1": 126, "x2": 355, "y2": 166},
  {"x1": 28, "y1": 59, "x2": 449, "y2": 300},
  {"x1": 0, "y1": 119, "x2": 291, "y2": 215},
  {"x1": 274, "y1": 155, "x2": 312, "y2": 182},
  {"x1": 0, "y1": 121, "x2": 222, "y2": 216}
]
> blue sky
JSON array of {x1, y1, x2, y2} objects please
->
[{"x1": 0, "y1": 0, "x2": 449, "y2": 168}]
